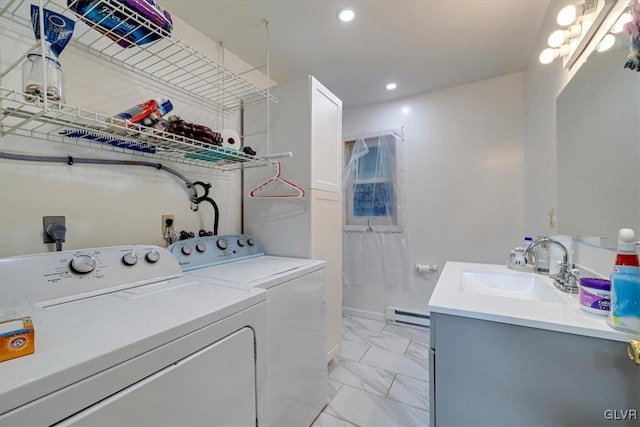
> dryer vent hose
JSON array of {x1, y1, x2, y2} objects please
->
[{"x1": 191, "y1": 181, "x2": 219, "y2": 236}]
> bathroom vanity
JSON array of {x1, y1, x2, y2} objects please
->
[{"x1": 428, "y1": 262, "x2": 639, "y2": 427}]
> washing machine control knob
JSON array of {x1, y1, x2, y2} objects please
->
[
  {"x1": 237, "y1": 238, "x2": 246, "y2": 247},
  {"x1": 196, "y1": 243, "x2": 206, "y2": 253},
  {"x1": 247, "y1": 238, "x2": 255, "y2": 246},
  {"x1": 70, "y1": 254, "x2": 97, "y2": 274},
  {"x1": 181, "y1": 245, "x2": 193, "y2": 256},
  {"x1": 122, "y1": 252, "x2": 138, "y2": 266},
  {"x1": 145, "y1": 250, "x2": 160, "y2": 263},
  {"x1": 216, "y1": 239, "x2": 228, "y2": 250}
]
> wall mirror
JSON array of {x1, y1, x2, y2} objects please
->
[{"x1": 556, "y1": 5, "x2": 640, "y2": 249}]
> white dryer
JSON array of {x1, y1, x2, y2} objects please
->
[
  {"x1": 0, "y1": 245, "x2": 268, "y2": 426},
  {"x1": 170, "y1": 234, "x2": 328, "y2": 427}
]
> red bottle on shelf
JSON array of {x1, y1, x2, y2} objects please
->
[{"x1": 614, "y1": 228, "x2": 640, "y2": 270}]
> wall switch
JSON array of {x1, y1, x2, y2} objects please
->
[
  {"x1": 162, "y1": 215, "x2": 174, "y2": 233},
  {"x1": 43, "y1": 216, "x2": 65, "y2": 243}
]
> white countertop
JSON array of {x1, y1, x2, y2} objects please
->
[{"x1": 428, "y1": 262, "x2": 637, "y2": 342}]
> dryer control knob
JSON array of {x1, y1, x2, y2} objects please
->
[
  {"x1": 237, "y1": 238, "x2": 246, "y2": 247},
  {"x1": 145, "y1": 250, "x2": 160, "y2": 263},
  {"x1": 70, "y1": 254, "x2": 97, "y2": 274},
  {"x1": 247, "y1": 238, "x2": 255, "y2": 246},
  {"x1": 122, "y1": 252, "x2": 138, "y2": 266},
  {"x1": 216, "y1": 239, "x2": 228, "y2": 250},
  {"x1": 196, "y1": 243, "x2": 206, "y2": 253},
  {"x1": 181, "y1": 245, "x2": 193, "y2": 256}
]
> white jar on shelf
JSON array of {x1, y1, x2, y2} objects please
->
[{"x1": 21, "y1": 50, "x2": 64, "y2": 103}]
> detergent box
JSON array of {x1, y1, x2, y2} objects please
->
[{"x1": 0, "y1": 317, "x2": 35, "y2": 362}]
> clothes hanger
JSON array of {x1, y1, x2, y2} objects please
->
[{"x1": 249, "y1": 161, "x2": 305, "y2": 198}]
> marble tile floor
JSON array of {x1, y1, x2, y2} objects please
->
[{"x1": 312, "y1": 315, "x2": 430, "y2": 427}]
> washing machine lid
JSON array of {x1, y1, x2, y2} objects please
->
[
  {"x1": 0, "y1": 277, "x2": 266, "y2": 415},
  {"x1": 186, "y1": 256, "x2": 325, "y2": 289}
]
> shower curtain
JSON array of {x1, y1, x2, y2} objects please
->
[{"x1": 342, "y1": 130, "x2": 410, "y2": 291}]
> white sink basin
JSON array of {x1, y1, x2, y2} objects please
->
[{"x1": 461, "y1": 270, "x2": 567, "y2": 304}]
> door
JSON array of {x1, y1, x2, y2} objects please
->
[
  {"x1": 310, "y1": 189, "x2": 342, "y2": 360},
  {"x1": 310, "y1": 77, "x2": 342, "y2": 193}
]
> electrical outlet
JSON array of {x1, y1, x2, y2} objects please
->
[
  {"x1": 162, "y1": 215, "x2": 174, "y2": 233},
  {"x1": 43, "y1": 216, "x2": 65, "y2": 243}
]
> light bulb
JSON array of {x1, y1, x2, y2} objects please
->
[
  {"x1": 612, "y1": 13, "x2": 632, "y2": 34},
  {"x1": 596, "y1": 34, "x2": 616, "y2": 52},
  {"x1": 385, "y1": 82, "x2": 397, "y2": 90},
  {"x1": 548, "y1": 30, "x2": 566, "y2": 48},
  {"x1": 567, "y1": 24, "x2": 582, "y2": 38},
  {"x1": 557, "y1": 4, "x2": 578, "y2": 26},
  {"x1": 337, "y1": 9, "x2": 355, "y2": 22},
  {"x1": 539, "y1": 48, "x2": 557, "y2": 65}
]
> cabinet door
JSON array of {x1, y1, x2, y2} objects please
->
[
  {"x1": 310, "y1": 77, "x2": 342, "y2": 193},
  {"x1": 59, "y1": 328, "x2": 257, "y2": 427},
  {"x1": 310, "y1": 189, "x2": 343, "y2": 360}
]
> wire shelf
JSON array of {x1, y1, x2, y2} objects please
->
[
  {"x1": 0, "y1": 88, "x2": 273, "y2": 170},
  {"x1": 0, "y1": 0, "x2": 276, "y2": 116}
]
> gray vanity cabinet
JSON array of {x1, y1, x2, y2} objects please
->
[{"x1": 429, "y1": 313, "x2": 640, "y2": 426}]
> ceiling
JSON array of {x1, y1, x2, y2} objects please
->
[{"x1": 163, "y1": 1, "x2": 551, "y2": 109}]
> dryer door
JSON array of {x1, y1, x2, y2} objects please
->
[{"x1": 59, "y1": 327, "x2": 256, "y2": 426}]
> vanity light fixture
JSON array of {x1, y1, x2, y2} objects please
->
[
  {"x1": 385, "y1": 82, "x2": 397, "y2": 90},
  {"x1": 337, "y1": 8, "x2": 355, "y2": 22},
  {"x1": 548, "y1": 25, "x2": 582, "y2": 48},
  {"x1": 539, "y1": 1, "x2": 602, "y2": 66},
  {"x1": 596, "y1": 33, "x2": 616, "y2": 52},
  {"x1": 539, "y1": 45, "x2": 571, "y2": 65},
  {"x1": 611, "y1": 12, "x2": 632, "y2": 34},
  {"x1": 557, "y1": 4, "x2": 582, "y2": 26}
]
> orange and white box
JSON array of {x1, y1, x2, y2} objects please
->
[{"x1": 0, "y1": 317, "x2": 35, "y2": 362}]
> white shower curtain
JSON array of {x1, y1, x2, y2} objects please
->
[{"x1": 342, "y1": 130, "x2": 410, "y2": 290}]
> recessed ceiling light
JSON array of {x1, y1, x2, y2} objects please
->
[
  {"x1": 337, "y1": 8, "x2": 355, "y2": 22},
  {"x1": 385, "y1": 82, "x2": 397, "y2": 90}
]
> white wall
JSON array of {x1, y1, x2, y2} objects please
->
[
  {"x1": 343, "y1": 73, "x2": 525, "y2": 316},
  {"x1": 0, "y1": 11, "x2": 270, "y2": 257},
  {"x1": 522, "y1": 61, "x2": 562, "y2": 237},
  {"x1": 522, "y1": 0, "x2": 576, "y2": 239}
]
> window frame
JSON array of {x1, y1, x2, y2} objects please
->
[{"x1": 343, "y1": 132, "x2": 402, "y2": 233}]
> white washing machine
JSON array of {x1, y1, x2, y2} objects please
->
[
  {"x1": 0, "y1": 245, "x2": 268, "y2": 426},
  {"x1": 169, "y1": 234, "x2": 328, "y2": 427}
]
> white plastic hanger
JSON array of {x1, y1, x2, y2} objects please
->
[{"x1": 249, "y1": 161, "x2": 305, "y2": 198}]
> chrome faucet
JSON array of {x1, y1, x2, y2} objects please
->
[{"x1": 524, "y1": 237, "x2": 579, "y2": 294}]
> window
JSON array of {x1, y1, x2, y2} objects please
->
[{"x1": 344, "y1": 132, "x2": 400, "y2": 231}]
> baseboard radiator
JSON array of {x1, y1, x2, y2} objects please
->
[{"x1": 385, "y1": 307, "x2": 430, "y2": 328}]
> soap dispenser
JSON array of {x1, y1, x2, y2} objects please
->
[{"x1": 535, "y1": 242, "x2": 550, "y2": 275}]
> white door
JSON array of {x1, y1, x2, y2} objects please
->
[
  {"x1": 310, "y1": 189, "x2": 343, "y2": 361},
  {"x1": 59, "y1": 327, "x2": 257, "y2": 427},
  {"x1": 310, "y1": 77, "x2": 342, "y2": 193}
]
